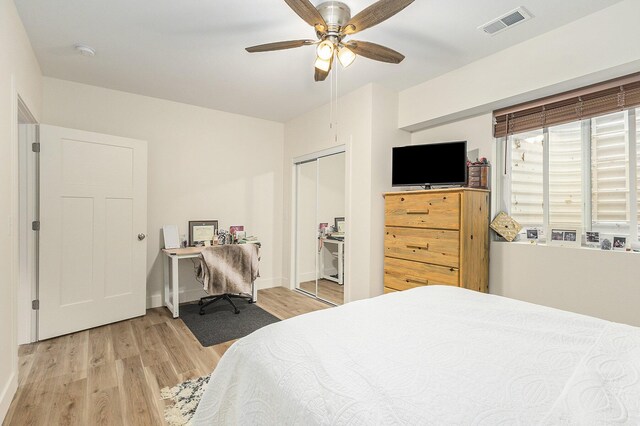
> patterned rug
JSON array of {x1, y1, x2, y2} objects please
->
[{"x1": 161, "y1": 375, "x2": 210, "y2": 426}]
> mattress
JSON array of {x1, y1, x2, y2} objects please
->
[{"x1": 191, "y1": 286, "x2": 640, "y2": 425}]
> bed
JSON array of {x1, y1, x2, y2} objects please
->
[{"x1": 191, "y1": 286, "x2": 640, "y2": 424}]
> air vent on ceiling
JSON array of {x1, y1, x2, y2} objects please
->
[{"x1": 478, "y1": 7, "x2": 533, "y2": 36}]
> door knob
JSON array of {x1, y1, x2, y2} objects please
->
[{"x1": 138, "y1": 233, "x2": 146, "y2": 241}]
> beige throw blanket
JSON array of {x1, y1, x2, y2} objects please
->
[{"x1": 196, "y1": 244, "x2": 259, "y2": 295}]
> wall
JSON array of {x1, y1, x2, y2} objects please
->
[
  {"x1": 0, "y1": 0, "x2": 42, "y2": 420},
  {"x1": 42, "y1": 78, "x2": 284, "y2": 307},
  {"x1": 491, "y1": 243, "x2": 640, "y2": 326},
  {"x1": 399, "y1": 0, "x2": 640, "y2": 131},
  {"x1": 283, "y1": 84, "x2": 410, "y2": 302},
  {"x1": 401, "y1": 0, "x2": 640, "y2": 325}
]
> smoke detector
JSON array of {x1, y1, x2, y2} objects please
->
[
  {"x1": 478, "y1": 7, "x2": 533, "y2": 36},
  {"x1": 74, "y1": 44, "x2": 96, "y2": 56}
]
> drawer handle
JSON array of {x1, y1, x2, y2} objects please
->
[
  {"x1": 406, "y1": 209, "x2": 429, "y2": 215},
  {"x1": 407, "y1": 244, "x2": 429, "y2": 250},
  {"x1": 406, "y1": 277, "x2": 428, "y2": 285}
]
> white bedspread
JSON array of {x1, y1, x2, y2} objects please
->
[{"x1": 191, "y1": 286, "x2": 640, "y2": 425}]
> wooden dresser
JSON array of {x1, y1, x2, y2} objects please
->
[{"x1": 384, "y1": 188, "x2": 489, "y2": 294}]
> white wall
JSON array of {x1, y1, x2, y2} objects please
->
[
  {"x1": 399, "y1": 0, "x2": 640, "y2": 325},
  {"x1": 42, "y1": 78, "x2": 284, "y2": 307},
  {"x1": 399, "y1": 0, "x2": 640, "y2": 131},
  {"x1": 0, "y1": 0, "x2": 42, "y2": 420},
  {"x1": 491, "y1": 242, "x2": 640, "y2": 326}
]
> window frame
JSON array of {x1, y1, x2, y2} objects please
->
[{"x1": 498, "y1": 107, "x2": 639, "y2": 243}]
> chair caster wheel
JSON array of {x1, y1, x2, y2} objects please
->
[
  {"x1": 234, "y1": 310, "x2": 240, "y2": 314},
  {"x1": 199, "y1": 310, "x2": 205, "y2": 315},
  {"x1": 198, "y1": 300, "x2": 203, "y2": 306},
  {"x1": 248, "y1": 300, "x2": 254, "y2": 304}
]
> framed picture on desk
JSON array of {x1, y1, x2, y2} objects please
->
[
  {"x1": 334, "y1": 217, "x2": 345, "y2": 233},
  {"x1": 189, "y1": 220, "x2": 218, "y2": 246}
]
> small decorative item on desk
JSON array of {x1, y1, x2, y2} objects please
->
[
  {"x1": 218, "y1": 230, "x2": 229, "y2": 245},
  {"x1": 189, "y1": 220, "x2": 218, "y2": 247},
  {"x1": 467, "y1": 157, "x2": 490, "y2": 189},
  {"x1": 490, "y1": 212, "x2": 522, "y2": 242}
]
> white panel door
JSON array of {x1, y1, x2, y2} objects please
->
[{"x1": 39, "y1": 125, "x2": 147, "y2": 340}]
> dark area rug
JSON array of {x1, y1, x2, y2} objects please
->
[{"x1": 179, "y1": 301, "x2": 280, "y2": 347}]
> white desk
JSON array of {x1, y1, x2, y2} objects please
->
[
  {"x1": 319, "y1": 237, "x2": 344, "y2": 285},
  {"x1": 162, "y1": 246, "x2": 257, "y2": 318}
]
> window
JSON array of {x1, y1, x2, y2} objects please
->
[
  {"x1": 501, "y1": 107, "x2": 640, "y2": 242},
  {"x1": 509, "y1": 130, "x2": 543, "y2": 227}
]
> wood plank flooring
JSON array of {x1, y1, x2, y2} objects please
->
[{"x1": 3, "y1": 287, "x2": 328, "y2": 426}]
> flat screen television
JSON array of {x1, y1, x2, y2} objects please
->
[{"x1": 392, "y1": 141, "x2": 467, "y2": 187}]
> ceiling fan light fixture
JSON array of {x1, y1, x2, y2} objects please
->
[
  {"x1": 314, "y1": 56, "x2": 331, "y2": 72},
  {"x1": 316, "y1": 40, "x2": 334, "y2": 61},
  {"x1": 337, "y1": 46, "x2": 355, "y2": 67}
]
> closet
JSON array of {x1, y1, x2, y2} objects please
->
[{"x1": 294, "y1": 151, "x2": 346, "y2": 305}]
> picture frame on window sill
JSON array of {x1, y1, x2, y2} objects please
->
[
  {"x1": 600, "y1": 235, "x2": 613, "y2": 250},
  {"x1": 547, "y1": 226, "x2": 582, "y2": 247},
  {"x1": 525, "y1": 228, "x2": 539, "y2": 240},
  {"x1": 612, "y1": 236, "x2": 627, "y2": 251},
  {"x1": 585, "y1": 231, "x2": 600, "y2": 248}
]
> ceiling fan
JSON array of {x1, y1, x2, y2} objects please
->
[{"x1": 245, "y1": 0, "x2": 414, "y2": 81}]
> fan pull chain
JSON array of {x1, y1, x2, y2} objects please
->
[{"x1": 334, "y1": 59, "x2": 339, "y2": 143}]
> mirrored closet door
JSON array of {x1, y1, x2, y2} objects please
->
[{"x1": 295, "y1": 151, "x2": 345, "y2": 305}]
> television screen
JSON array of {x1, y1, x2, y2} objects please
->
[{"x1": 392, "y1": 141, "x2": 467, "y2": 187}]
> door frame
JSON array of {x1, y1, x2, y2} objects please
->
[
  {"x1": 291, "y1": 145, "x2": 346, "y2": 305},
  {"x1": 15, "y1": 93, "x2": 39, "y2": 344}
]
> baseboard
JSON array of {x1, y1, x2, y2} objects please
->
[
  {"x1": 146, "y1": 277, "x2": 286, "y2": 309},
  {"x1": 0, "y1": 372, "x2": 18, "y2": 423}
]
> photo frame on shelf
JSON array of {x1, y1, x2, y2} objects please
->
[
  {"x1": 189, "y1": 220, "x2": 218, "y2": 246},
  {"x1": 334, "y1": 217, "x2": 345, "y2": 233},
  {"x1": 548, "y1": 226, "x2": 582, "y2": 247}
]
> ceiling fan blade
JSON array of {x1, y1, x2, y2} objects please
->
[
  {"x1": 246, "y1": 39, "x2": 315, "y2": 53},
  {"x1": 345, "y1": 40, "x2": 405, "y2": 63},
  {"x1": 284, "y1": 0, "x2": 327, "y2": 32},
  {"x1": 342, "y1": 0, "x2": 414, "y2": 35}
]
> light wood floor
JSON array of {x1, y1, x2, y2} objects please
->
[
  {"x1": 299, "y1": 279, "x2": 344, "y2": 305},
  {"x1": 3, "y1": 287, "x2": 328, "y2": 426}
]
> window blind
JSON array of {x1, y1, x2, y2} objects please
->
[
  {"x1": 548, "y1": 121, "x2": 583, "y2": 226},
  {"x1": 509, "y1": 129, "x2": 544, "y2": 226},
  {"x1": 494, "y1": 73, "x2": 640, "y2": 138},
  {"x1": 591, "y1": 111, "x2": 629, "y2": 223}
]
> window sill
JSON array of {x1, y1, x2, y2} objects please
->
[{"x1": 491, "y1": 239, "x2": 640, "y2": 253}]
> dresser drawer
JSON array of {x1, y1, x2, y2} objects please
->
[
  {"x1": 385, "y1": 192, "x2": 460, "y2": 230},
  {"x1": 384, "y1": 257, "x2": 459, "y2": 287},
  {"x1": 385, "y1": 227, "x2": 459, "y2": 268}
]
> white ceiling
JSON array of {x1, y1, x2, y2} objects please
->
[{"x1": 15, "y1": 0, "x2": 621, "y2": 122}]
